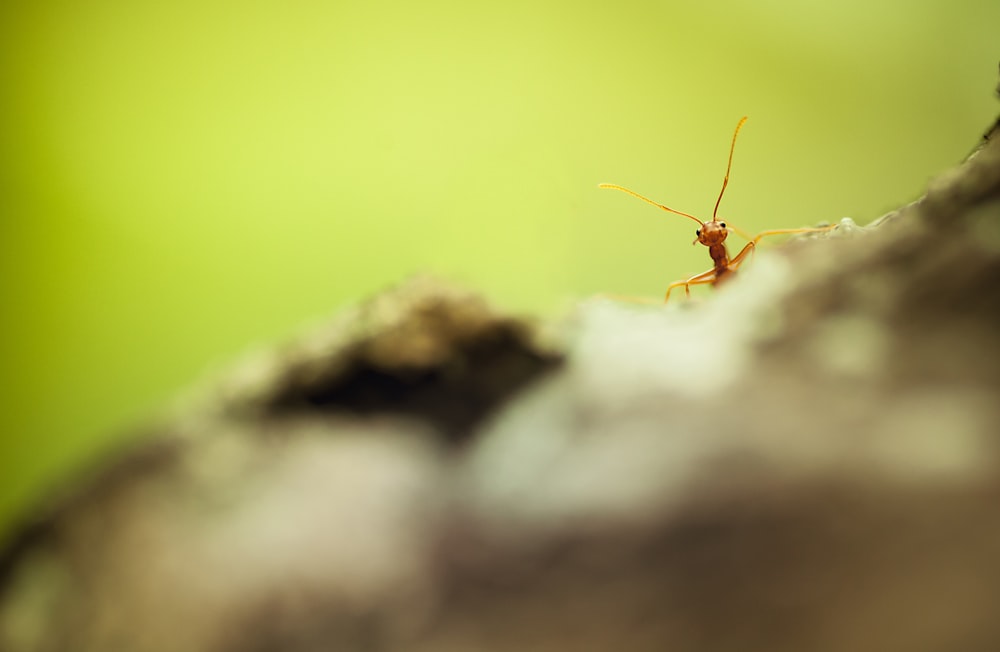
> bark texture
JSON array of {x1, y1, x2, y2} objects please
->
[{"x1": 2, "y1": 116, "x2": 1000, "y2": 651}]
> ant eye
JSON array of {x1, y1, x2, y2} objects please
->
[
  {"x1": 695, "y1": 229, "x2": 701, "y2": 237},
  {"x1": 720, "y1": 222, "x2": 727, "y2": 228}
]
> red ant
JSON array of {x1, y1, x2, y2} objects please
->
[{"x1": 600, "y1": 116, "x2": 836, "y2": 303}]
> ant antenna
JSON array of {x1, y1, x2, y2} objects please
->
[
  {"x1": 712, "y1": 116, "x2": 748, "y2": 220},
  {"x1": 598, "y1": 183, "x2": 704, "y2": 226}
]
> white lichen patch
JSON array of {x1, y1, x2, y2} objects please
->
[
  {"x1": 461, "y1": 375, "x2": 724, "y2": 537},
  {"x1": 865, "y1": 389, "x2": 996, "y2": 483},
  {"x1": 571, "y1": 253, "x2": 796, "y2": 403},
  {"x1": 806, "y1": 314, "x2": 889, "y2": 379},
  {"x1": 831, "y1": 216, "x2": 863, "y2": 235},
  {"x1": 195, "y1": 424, "x2": 443, "y2": 608}
]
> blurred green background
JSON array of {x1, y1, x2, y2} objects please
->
[{"x1": 0, "y1": 0, "x2": 997, "y2": 539}]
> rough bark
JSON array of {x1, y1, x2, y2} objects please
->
[{"x1": 2, "y1": 104, "x2": 1000, "y2": 651}]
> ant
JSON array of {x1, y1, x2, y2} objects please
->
[{"x1": 600, "y1": 116, "x2": 836, "y2": 303}]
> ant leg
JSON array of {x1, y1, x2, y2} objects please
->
[
  {"x1": 730, "y1": 224, "x2": 838, "y2": 272},
  {"x1": 748, "y1": 224, "x2": 838, "y2": 246},
  {"x1": 729, "y1": 241, "x2": 756, "y2": 271},
  {"x1": 665, "y1": 268, "x2": 717, "y2": 303}
]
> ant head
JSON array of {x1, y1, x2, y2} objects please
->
[{"x1": 694, "y1": 220, "x2": 728, "y2": 247}]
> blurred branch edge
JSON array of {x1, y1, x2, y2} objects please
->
[{"x1": 1, "y1": 85, "x2": 1000, "y2": 651}]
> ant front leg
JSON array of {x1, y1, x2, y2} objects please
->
[
  {"x1": 728, "y1": 241, "x2": 756, "y2": 271},
  {"x1": 665, "y1": 267, "x2": 717, "y2": 303},
  {"x1": 729, "y1": 224, "x2": 839, "y2": 272},
  {"x1": 748, "y1": 225, "x2": 838, "y2": 248}
]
